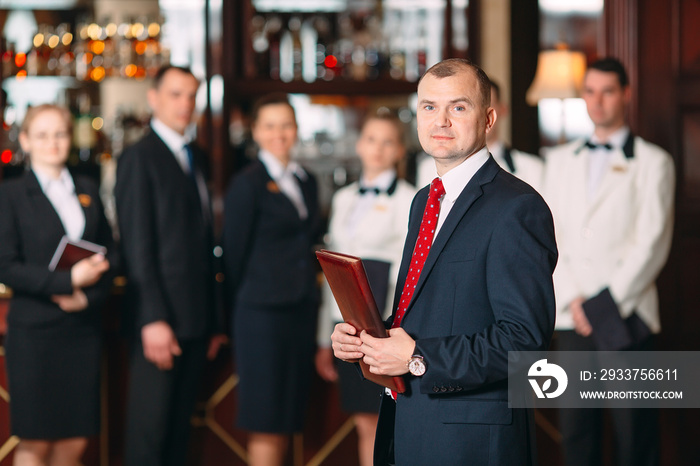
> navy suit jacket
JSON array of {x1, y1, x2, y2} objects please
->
[
  {"x1": 115, "y1": 130, "x2": 218, "y2": 340},
  {"x1": 375, "y1": 156, "x2": 557, "y2": 466},
  {"x1": 223, "y1": 159, "x2": 320, "y2": 309}
]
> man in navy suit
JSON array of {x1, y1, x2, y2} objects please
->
[
  {"x1": 332, "y1": 58, "x2": 558, "y2": 465},
  {"x1": 115, "y1": 65, "x2": 226, "y2": 466}
]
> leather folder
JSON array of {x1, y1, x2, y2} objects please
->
[
  {"x1": 316, "y1": 249, "x2": 406, "y2": 393},
  {"x1": 49, "y1": 236, "x2": 107, "y2": 271}
]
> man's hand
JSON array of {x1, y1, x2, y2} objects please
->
[
  {"x1": 207, "y1": 334, "x2": 229, "y2": 360},
  {"x1": 315, "y1": 347, "x2": 338, "y2": 382},
  {"x1": 360, "y1": 328, "x2": 415, "y2": 377},
  {"x1": 52, "y1": 289, "x2": 88, "y2": 312},
  {"x1": 331, "y1": 322, "x2": 364, "y2": 362},
  {"x1": 71, "y1": 254, "x2": 109, "y2": 288},
  {"x1": 571, "y1": 297, "x2": 593, "y2": 337},
  {"x1": 142, "y1": 321, "x2": 181, "y2": 370}
]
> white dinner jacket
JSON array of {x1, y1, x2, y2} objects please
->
[
  {"x1": 542, "y1": 135, "x2": 675, "y2": 332},
  {"x1": 317, "y1": 179, "x2": 416, "y2": 346}
]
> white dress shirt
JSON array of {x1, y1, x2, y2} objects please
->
[
  {"x1": 258, "y1": 150, "x2": 309, "y2": 220},
  {"x1": 434, "y1": 147, "x2": 490, "y2": 242},
  {"x1": 33, "y1": 167, "x2": 85, "y2": 241}
]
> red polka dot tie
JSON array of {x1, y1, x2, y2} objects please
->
[{"x1": 390, "y1": 177, "x2": 445, "y2": 398}]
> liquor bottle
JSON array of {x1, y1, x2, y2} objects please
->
[
  {"x1": 250, "y1": 15, "x2": 269, "y2": 78},
  {"x1": 313, "y1": 15, "x2": 332, "y2": 80},
  {"x1": 279, "y1": 25, "x2": 293, "y2": 82},
  {"x1": 300, "y1": 17, "x2": 318, "y2": 83},
  {"x1": 288, "y1": 16, "x2": 303, "y2": 81},
  {"x1": 267, "y1": 15, "x2": 283, "y2": 80}
]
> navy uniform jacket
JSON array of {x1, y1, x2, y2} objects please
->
[
  {"x1": 0, "y1": 171, "x2": 115, "y2": 328},
  {"x1": 375, "y1": 156, "x2": 558, "y2": 466},
  {"x1": 223, "y1": 159, "x2": 320, "y2": 309}
]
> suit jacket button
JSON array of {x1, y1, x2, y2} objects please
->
[
  {"x1": 440, "y1": 387, "x2": 447, "y2": 392},
  {"x1": 433, "y1": 386, "x2": 440, "y2": 393},
  {"x1": 447, "y1": 386, "x2": 455, "y2": 392}
]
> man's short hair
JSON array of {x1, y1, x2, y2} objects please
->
[
  {"x1": 587, "y1": 57, "x2": 629, "y2": 88},
  {"x1": 250, "y1": 93, "x2": 297, "y2": 126},
  {"x1": 152, "y1": 65, "x2": 198, "y2": 89},
  {"x1": 419, "y1": 58, "x2": 492, "y2": 107}
]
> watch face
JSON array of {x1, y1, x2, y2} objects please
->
[{"x1": 409, "y1": 358, "x2": 426, "y2": 376}]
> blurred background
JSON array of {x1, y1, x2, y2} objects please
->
[{"x1": 0, "y1": 0, "x2": 698, "y2": 464}]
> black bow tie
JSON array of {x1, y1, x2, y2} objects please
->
[
  {"x1": 584, "y1": 141, "x2": 613, "y2": 151},
  {"x1": 358, "y1": 186, "x2": 381, "y2": 195}
]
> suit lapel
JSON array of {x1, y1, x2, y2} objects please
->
[
  {"x1": 24, "y1": 170, "x2": 66, "y2": 237},
  {"x1": 73, "y1": 175, "x2": 97, "y2": 240},
  {"x1": 258, "y1": 161, "x2": 303, "y2": 222},
  {"x1": 586, "y1": 148, "x2": 632, "y2": 217},
  {"x1": 567, "y1": 148, "x2": 589, "y2": 222},
  {"x1": 404, "y1": 157, "x2": 499, "y2": 315}
]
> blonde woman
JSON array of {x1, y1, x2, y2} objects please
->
[{"x1": 0, "y1": 104, "x2": 114, "y2": 466}]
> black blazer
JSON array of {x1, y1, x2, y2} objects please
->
[
  {"x1": 375, "y1": 156, "x2": 558, "y2": 466},
  {"x1": 0, "y1": 170, "x2": 115, "y2": 328},
  {"x1": 223, "y1": 159, "x2": 320, "y2": 309},
  {"x1": 115, "y1": 129, "x2": 218, "y2": 340}
]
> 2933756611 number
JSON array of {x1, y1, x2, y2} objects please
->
[{"x1": 600, "y1": 368, "x2": 677, "y2": 381}]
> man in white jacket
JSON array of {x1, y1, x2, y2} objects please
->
[{"x1": 542, "y1": 57, "x2": 675, "y2": 466}]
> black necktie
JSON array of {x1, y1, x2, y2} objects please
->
[
  {"x1": 184, "y1": 143, "x2": 197, "y2": 182},
  {"x1": 584, "y1": 141, "x2": 613, "y2": 151}
]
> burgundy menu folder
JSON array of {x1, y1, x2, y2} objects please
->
[
  {"x1": 316, "y1": 249, "x2": 406, "y2": 393},
  {"x1": 48, "y1": 236, "x2": 107, "y2": 271}
]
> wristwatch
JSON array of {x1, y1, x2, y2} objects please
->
[{"x1": 407, "y1": 354, "x2": 426, "y2": 377}]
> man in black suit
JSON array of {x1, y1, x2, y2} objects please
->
[
  {"x1": 115, "y1": 65, "x2": 226, "y2": 466},
  {"x1": 332, "y1": 59, "x2": 558, "y2": 465}
]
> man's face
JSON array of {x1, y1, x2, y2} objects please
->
[
  {"x1": 416, "y1": 68, "x2": 495, "y2": 168},
  {"x1": 582, "y1": 69, "x2": 629, "y2": 130},
  {"x1": 148, "y1": 69, "x2": 199, "y2": 135}
]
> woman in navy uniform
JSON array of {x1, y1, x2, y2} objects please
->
[
  {"x1": 0, "y1": 104, "x2": 115, "y2": 466},
  {"x1": 223, "y1": 94, "x2": 320, "y2": 466}
]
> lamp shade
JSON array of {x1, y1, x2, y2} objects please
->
[{"x1": 526, "y1": 49, "x2": 587, "y2": 105}]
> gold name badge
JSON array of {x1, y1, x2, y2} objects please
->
[
  {"x1": 267, "y1": 181, "x2": 280, "y2": 193},
  {"x1": 78, "y1": 194, "x2": 92, "y2": 207}
]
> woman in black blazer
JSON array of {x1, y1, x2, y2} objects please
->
[
  {"x1": 224, "y1": 94, "x2": 320, "y2": 466},
  {"x1": 0, "y1": 104, "x2": 114, "y2": 466}
]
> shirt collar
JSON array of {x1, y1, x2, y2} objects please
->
[
  {"x1": 488, "y1": 141, "x2": 505, "y2": 164},
  {"x1": 150, "y1": 118, "x2": 191, "y2": 155},
  {"x1": 360, "y1": 169, "x2": 396, "y2": 191},
  {"x1": 487, "y1": 140, "x2": 504, "y2": 160},
  {"x1": 258, "y1": 150, "x2": 307, "y2": 181},
  {"x1": 439, "y1": 146, "x2": 490, "y2": 205},
  {"x1": 591, "y1": 126, "x2": 629, "y2": 150},
  {"x1": 32, "y1": 166, "x2": 74, "y2": 193}
]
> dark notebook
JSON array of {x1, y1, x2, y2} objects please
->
[
  {"x1": 48, "y1": 236, "x2": 107, "y2": 271},
  {"x1": 582, "y1": 288, "x2": 651, "y2": 351},
  {"x1": 316, "y1": 249, "x2": 406, "y2": 393}
]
